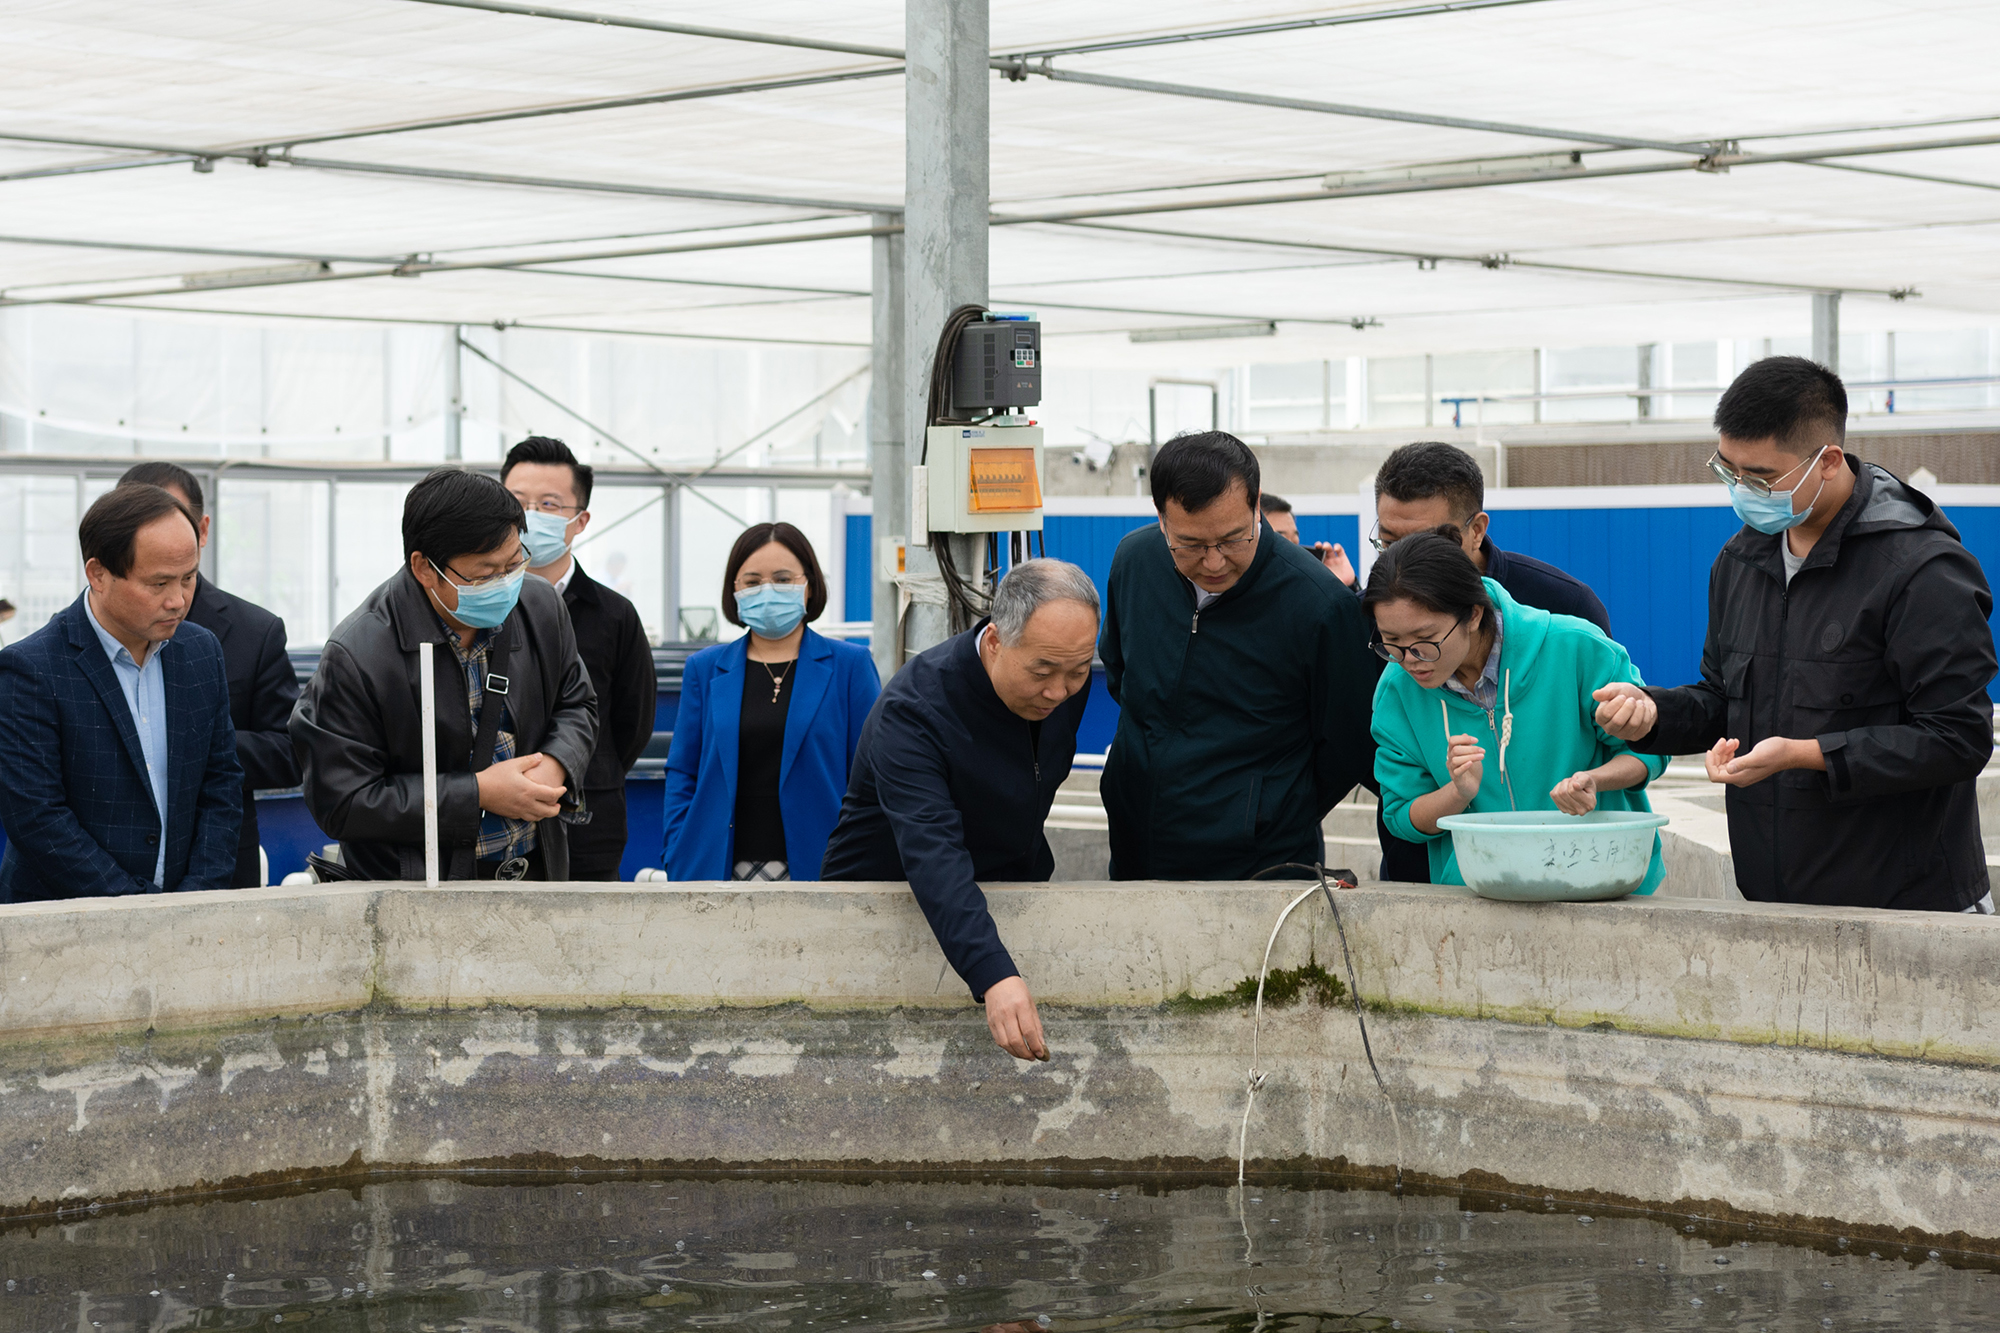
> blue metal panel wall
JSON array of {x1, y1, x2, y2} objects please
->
[
  {"x1": 1041, "y1": 514, "x2": 1154, "y2": 600},
  {"x1": 1490, "y1": 506, "x2": 1742, "y2": 693},
  {"x1": 844, "y1": 513, "x2": 872, "y2": 622},
  {"x1": 1929, "y1": 504, "x2": 2000, "y2": 702}
]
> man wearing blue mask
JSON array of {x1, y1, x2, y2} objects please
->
[
  {"x1": 503, "y1": 437, "x2": 657, "y2": 880},
  {"x1": 292, "y1": 468, "x2": 598, "y2": 881},
  {"x1": 1595, "y1": 356, "x2": 1996, "y2": 913}
]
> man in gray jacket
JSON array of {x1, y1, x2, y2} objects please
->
[
  {"x1": 291, "y1": 468, "x2": 597, "y2": 881},
  {"x1": 1596, "y1": 357, "x2": 1995, "y2": 912}
]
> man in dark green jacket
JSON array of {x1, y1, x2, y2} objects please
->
[{"x1": 1100, "y1": 431, "x2": 1379, "y2": 879}]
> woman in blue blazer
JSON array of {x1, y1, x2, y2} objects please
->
[{"x1": 662, "y1": 521, "x2": 880, "y2": 881}]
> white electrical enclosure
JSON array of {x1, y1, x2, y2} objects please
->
[{"x1": 923, "y1": 425, "x2": 1044, "y2": 534}]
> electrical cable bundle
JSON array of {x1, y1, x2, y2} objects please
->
[{"x1": 922, "y1": 302, "x2": 993, "y2": 632}]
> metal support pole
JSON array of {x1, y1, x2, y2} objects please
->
[
  {"x1": 868, "y1": 214, "x2": 907, "y2": 682},
  {"x1": 444, "y1": 325, "x2": 463, "y2": 460},
  {"x1": 664, "y1": 483, "x2": 682, "y2": 642},
  {"x1": 901, "y1": 0, "x2": 989, "y2": 657},
  {"x1": 1637, "y1": 343, "x2": 1655, "y2": 418},
  {"x1": 1812, "y1": 292, "x2": 1841, "y2": 374},
  {"x1": 420, "y1": 642, "x2": 440, "y2": 886}
]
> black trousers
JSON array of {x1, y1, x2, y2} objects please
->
[
  {"x1": 1376, "y1": 808, "x2": 1432, "y2": 884},
  {"x1": 565, "y1": 785, "x2": 630, "y2": 882}
]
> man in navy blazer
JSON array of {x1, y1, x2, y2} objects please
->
[
  {"x1": 0, "y1": 485, "x2": 242, "y2": 903},
  {"x1": 121, "y1": 461, "x2": 301, "y2": 888}
]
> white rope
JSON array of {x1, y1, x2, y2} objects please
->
[
  {"x1": 1236, "y1": 882, "x2": 1323, "y2": 1188},
  {"x1": 1234, "y1": 873, "x2": 1406, "y2": 1203}
]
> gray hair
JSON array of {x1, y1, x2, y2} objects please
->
[{"x1": 989, "y1": 558, "x2": 1100, "y2": 645}]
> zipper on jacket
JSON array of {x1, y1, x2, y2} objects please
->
[
  {"x1": 1773, "y1": 582, "x2": 1789, "y2": 895},
  {"x1": 1191, "y1": 608, "x2": 1200, "y2": 635}
]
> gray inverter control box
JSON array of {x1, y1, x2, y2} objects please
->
[{"x1": 950, "y1": 319, "x2": 1041, "y2": 412}]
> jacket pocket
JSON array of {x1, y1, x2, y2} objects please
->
[
  {"x1": 1722, "y1": 651, "x2": 1753, "y2": 742},
  {"x1": 1243, "y1": 774, "x2": 1264, "y2": 843},
  {"x1": 1787, "y1": 658, "x2": 1902, "y2": 734}
]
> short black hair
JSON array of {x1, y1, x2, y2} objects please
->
[
  {"x1": 721, "y1": 522, "x2": 828, "y2": 628},
  {"x1": 1715, "y1": 356, "x2": 1847, "y2": 455},
  {"x1": 1376, "y1": 442, "x2": 1484, "y2": 519},
  {"x1": 1150, "y1": 431, "x2": 1259, "y2": 513},
  {"x1": 118, "y1": 461, "x2": 205, "y2": 522},
  {"x1": 501, "y1": 435, "x2": 594, "y2": 509},
  {"x1": 80, "y1": 483, "x2": 197, "y2": 578},
  {"x1": 1258, "y1": 491, "x2": 1293, "y2": 516},
  {"x1": 1361, "y1": 529, "x2": 1493, "y2": 626},
  {"x1": 402, "y1": 468, "x2": 525, "y2": 571}
]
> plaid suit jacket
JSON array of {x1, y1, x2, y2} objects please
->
[{"x1": 0, "y1": 591, "x2": 243, "y2": 902}]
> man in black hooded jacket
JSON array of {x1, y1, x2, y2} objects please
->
[
  {"x1": 1596, "y1": 357, "x2": 1995, "y2": 912},
  {"x1": 1100, "y1": 431, "x2": 1378, "y2": 880}
]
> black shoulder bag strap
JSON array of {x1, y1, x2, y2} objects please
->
[
  {"x1": 470, "y1": 634, "x2": 513, "y2": 775},
  {"x1": 447, "y1": 633, "x2": 512, "y2": 881}
]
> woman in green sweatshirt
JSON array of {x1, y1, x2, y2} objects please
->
[{"x1": 1364, "y1": 531, "x2": 1669, "y2": 892}]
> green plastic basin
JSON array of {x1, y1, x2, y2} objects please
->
[{"x1": 1434, "y1": 809, "x2": 1669, "y2": 902}]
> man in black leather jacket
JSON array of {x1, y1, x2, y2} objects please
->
[
  {"x1": 1597, "y1": 357, "x2": 1995, "y2": 912},
  {"x1": 291, "y1": 469, "x2": 597, "y2": 881}
]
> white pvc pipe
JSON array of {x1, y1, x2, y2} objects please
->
[{"x1": 420, "y1": 641, "x2": 439, "y2": 887}]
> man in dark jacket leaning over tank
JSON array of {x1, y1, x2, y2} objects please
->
[
  {"x1": 1596, "y1": 356, "x2": 1996, "y2": 913},
  {"x1": 1100, "y1": 431, "x2": 1378, "y2": 881},
  {"x1": 822, "y1": 559, "x2": 1099, "y2": 1063},
  {"x1": 291, "y1": 468, "x2": 598, "y2": 881}
]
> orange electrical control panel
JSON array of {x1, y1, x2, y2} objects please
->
[{"x1": 967, "y1": 448, "x2": 1043, "y2": 513}]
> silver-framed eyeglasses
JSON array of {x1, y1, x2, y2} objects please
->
[
  {"x1": 1165, "y1": 533, "x2": 1257, "y2": 558},
  {"x1": 734, "y1": 571, "x2": 807, "y2": 590},
  {"x1": 1370, "y1": 618, "x2": 1462, "y2": 664},
  {"x1": 522, "y1": 497, "x2": 585, "y2": 515},
  {"x1": 1706, "y1": 445, "x2": 1827, "y2": 497}
]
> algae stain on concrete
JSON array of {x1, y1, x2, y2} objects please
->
[{"x1": 1162, "y1": 960, "x2": 1347, "y2": 1015}]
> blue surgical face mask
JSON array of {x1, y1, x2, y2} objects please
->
[
  {"x1": 522, "y1": 510, "x2": 574, "y2": 568},
  {"x1": 736, "y1": 583, "x2": 807, "y2": 639},
  {"x1": 1726, "y1": 445, "x2": 1830, "y2": 535},
  {"x1": 430, "y1": 560, "x2": 525, "y2": 629}
]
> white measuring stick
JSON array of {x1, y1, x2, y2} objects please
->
[{"x1": 420, "y1": 641, "x2": 440, "y2": 887}]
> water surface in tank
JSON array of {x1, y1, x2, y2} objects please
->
[{"x1": 2, "y1": 1171, "x2": 1993, "y2": 1331}]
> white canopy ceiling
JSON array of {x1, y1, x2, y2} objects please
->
[{"x1": 5, "y1": 0, "x2": 2000, "y2": 361}]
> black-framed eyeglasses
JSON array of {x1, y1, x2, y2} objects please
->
[
  {"x1": 436, "y1": 553, "x2": 529, "y2": 591},
  {"x1": 1706, "y1": 446, "x2": 1826, "y2": 497},
  {"x1": 1370, "y1": 617, "x2": 1462, "y2": 664},
  {"x1": 1165, "y1": 533, "x2": 1257, "y2": 558}
]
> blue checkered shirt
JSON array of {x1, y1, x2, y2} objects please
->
[
  {"x1": 1445, "y1": 609, "x2": 1504, "y2": 712},
  {"x1": 436, "y1": 616, "x2": 538, "y2": 863}
]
